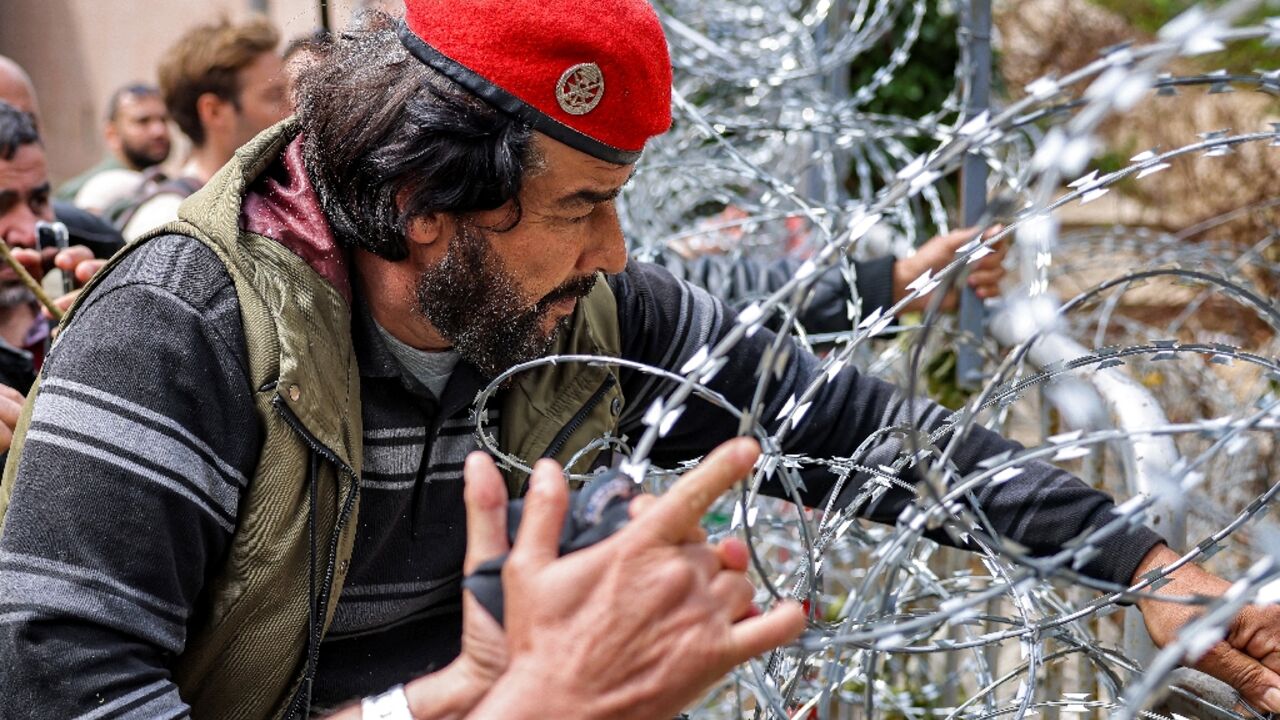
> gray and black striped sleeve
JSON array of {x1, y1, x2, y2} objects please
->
[
  {"x1": 609, "y1": 260, "x2": 1162, "y2": 586},
  {"x1": 0, "y1": 236, "x2": 260, "y2": 719},
  {"x1": 657, "y1": 252, "x2": 897, "y2": 334}
]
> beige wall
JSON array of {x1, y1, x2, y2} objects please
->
[{"x1": 0, "y1": 0, "x2": 394, "y2": 183}]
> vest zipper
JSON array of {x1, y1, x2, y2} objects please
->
[
  {"x1": 272, "y1": 395, "x2": 361, "y2": 720},
  {"x1": 271, "y1": 394, "x2": 359, "y2": 479},
  {"x1": 541, "y1": 374, "x2": 617, "y2": 460}
]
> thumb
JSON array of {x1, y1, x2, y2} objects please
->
[
  {"x1": 1195, "y1": 640, "x2": 1280, "y2": 713},
  {"x1": 463, "y1": 452, "x2": 510, "y2": 574}
]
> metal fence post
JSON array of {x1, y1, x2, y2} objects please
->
[
  {"x1": 957, "y1": 0, "x2": 993, "y2": 389},
  {"x1": 988, "y1": 322, "x2": 1185, "y2": 673}
]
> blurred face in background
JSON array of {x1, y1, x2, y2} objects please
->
[
  {"x1": 232, "y1": 51, "x2": 288, "y2": 147},
  {"x1": 107, "y1": 93, "x2": 171, "y2": 170},
  {"x1": 0, "y1": 57, "x2": 39, "y2": 128},
  {"x1": 0, "y1": 142, "x2": 52, "y2": 253},
  {"x1": 0, "y1": 141, "x2": 52, "y2": 311},
  {"x1": 0, "y1": 87, "x2": 51, "y2": 318}
]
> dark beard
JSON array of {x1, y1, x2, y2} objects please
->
[
  {"x1": 0, "y1": 281, "x2": 35, "y2": 310},
  {"x1": 415, "y1": 223, "x2": 597, "y2": 378},
  {"x1": 120, "y1": 140, "x2": 168, "y2": 169}
]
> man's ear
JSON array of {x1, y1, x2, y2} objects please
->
[
  {"x1": 397, "y1": 183, "x2": 450, "y2": 249},
  {"x1": 195, "y1": 92, "x2": 231, "y2": 134},
  {"x1": 103, "y1": 122, "x2": 121, "y2": 154},
  {"x1": 406, "y1": 213, "x2": 447, "y2": 249}
]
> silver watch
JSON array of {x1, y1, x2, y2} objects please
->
[{"x1": 361, "y1": 684, "x2": 415, "y2": 720}]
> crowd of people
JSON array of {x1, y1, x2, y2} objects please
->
[
  {"x1": 0, "y1": 1, "x2": 1277, "y2": 718},
  {"x1": 0, "y1": 17, "x2": 303, "y2": 401}
]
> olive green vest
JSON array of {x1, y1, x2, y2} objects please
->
[{"x1": 0, "y1": 120, "x2": 623, "y2": 719}]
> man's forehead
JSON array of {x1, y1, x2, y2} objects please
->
[
  {"x1": 0, "y1": 58, "x2": 37, "y2": 117},
  {"x1": 0, "y1": 144, "x2": 49, "y2": 190},
  {"x1": 118, "y1": 93, "x2": 166, "y2": 116},
  {"x1": 529, "y1": 132, "x2": 636, "y2": 202}
]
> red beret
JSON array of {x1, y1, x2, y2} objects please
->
[{"x1": 399, "y1": 0, "x2": 672, "y2": 165}]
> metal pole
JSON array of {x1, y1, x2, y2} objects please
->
[
  {"x1": 957, "y1": 0, "x2": 992, "y2": 388},
  {"x1": 318, "y1": 0, "x2": 331, "y2": 33},
  {"x1": 988, "y1": 319, "x2": 1185, "y2": 669}
]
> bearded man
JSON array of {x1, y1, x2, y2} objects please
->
[
  {"x1": 1, "y1": 2, "x2": 1277, "y2": 720},
  {"x1": 55, "y1": 83, "x2": 172, "y2": 204}
]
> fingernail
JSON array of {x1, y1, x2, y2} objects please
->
[{"x1": 1263, "y1": 687, "x2": 1280, "y2": 712}]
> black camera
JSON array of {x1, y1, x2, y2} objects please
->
[
  {"x1": 463, "y1": 467, "x2": 637, "y2": 626},
  {"x1": 34, "y1": 221, "x2": 73, "y2": 294}
]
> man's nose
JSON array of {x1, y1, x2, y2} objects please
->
[
  {"x1": 580, "y1": 204, "x2": 627, "y2": 276},
  {"x1": 4, "y1": 209, "x2": 40, "y2": 250}
]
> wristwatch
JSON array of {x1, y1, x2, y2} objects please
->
[{"x1": 362, "y1": 684, "x2": 415, "y2": 720}]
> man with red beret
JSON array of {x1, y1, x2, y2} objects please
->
[{"x1": 1, "y1": 2, "x2": 1277, "y2": 719}]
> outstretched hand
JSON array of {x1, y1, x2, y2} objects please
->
[
  {"x1": 10, "y1": 244, "x2": 102, "y2": 286},
  {"x1": 1135, "y1": 543, "x2": 1280, "y2": 713},
  {"x1": 467, "y1": 437, "x2": 806, "y2": 720},
  {"x1": 893, "y1": 225, "x2": 1007, "y2": 313},
  {"x1": 9, "y1": 245, "x2": 108, "y2": 319},
  {"x1": 368, "y1": 439, "x2": 804, "y2": 720}
]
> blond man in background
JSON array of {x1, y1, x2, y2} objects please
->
[{"x1": 121, "y1": 16, "x2": 288, "y2": 241}]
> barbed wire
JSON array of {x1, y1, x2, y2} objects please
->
[{"x1": 473, "y1": 0, "x2": 1280, "y2": 716}]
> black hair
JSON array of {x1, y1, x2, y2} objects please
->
[
  {"x1": 0, "y1": 100, "x2": 39, "y2": 161},
  {"x1": 105, "y1": 83, "x2": 162, "y2": 122},
  {"x1": 283, "y1": 28, "x2": 333, "y2": 62},
  {"x1": 294, "y1": 12, "x2": 537, "y2": 261}
]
